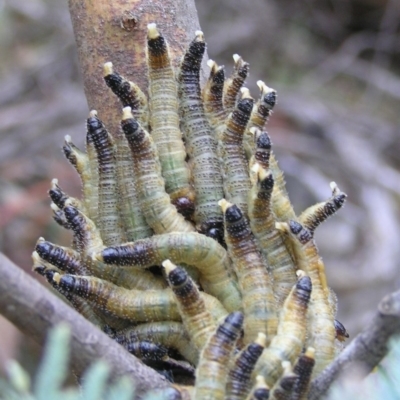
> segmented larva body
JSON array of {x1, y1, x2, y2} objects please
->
[
  {"x1": 121, "y1": 107, "x2": 195, "y2": 233},
  {"x1": 115, "y1": 321, "x2": 199, "y2": 366},
  {"x1": 49, "y1": 179, "x2": 83, "y2": 212},
  {"x1": 194, "y1": 312, "x2": 244, "y2": 400},
  {"x1": 123, "y1": 340, "x2": 168, "y2": 361},
  {"x1": 246, "y1": 376, "x2": 270, "y2": 400},
  {"x1": 53, "y1": 273, "x2": 227, "y2": 323},
  {"x1": 223, "y1": 54, "x2": 250, "y2": 112},
  {"x1": 219, "y1": 92, "x2": 254, "y2": 214},
  {"x1": 226, "y1": 332, "x2": 267, "y2": 400},
  {"x1": 178, "y1": 31, "x2": 224, "y2": 235},
  {"x1": 255, "y1": 274, "x2": 311, "y2": 388},
  {"x1": 86, "y1": 111, "x2": 124, "y2": 246},
  {"x1": 146, "y1": 23, "x2": 195, "y2": 214},
  {"x1": 298, "y1": 182, "x2": 347, "y2": 233},
  {"x1": 270, "y1": 361, "x2": 298, "y2": 400},
  {"x1": 164, "y1": 260, "x2": 216, "y2": 352},
  {"x1": 62, "y1": 136, "x2": 94, "y2": 218},
  {"x1": 248, "y1": 164, "x2": 297, "y2": 305},
  {"x1": 98, "y1": 231, "x2": 241, "y2": 312},
  {"x1": 291, "y1": 347, "x2": 316, "y2": 400},
  {"x1": 220, "y1": 199, "x2": 277, "y2": 344}
]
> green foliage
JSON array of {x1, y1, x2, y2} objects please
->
[
  {"x1": 327, "y1": 336, "x2": 400, "y2": 400},
  {"x1": 0, "y1": 324, "x2": 165, "y2": 400}
]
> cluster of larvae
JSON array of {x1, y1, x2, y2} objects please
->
[{"x1": 32, "y1": 22, "x2": 349, "y2": 399}]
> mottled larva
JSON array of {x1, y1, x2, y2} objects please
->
[
  {"x1": 194, "y1": 312, "x2": 244, "y2": 400},
  {"x1": 177, "y1": 31, "x2": 224, "y2": 237},
  {"x1": 225, "y1": 332, "x2": 267, "y2": 400},
  {"x1": 220, "y1": 199, "x2": 277, "y2": 344},
  {"x1": 164, "y1": 260, "x2": 216, "y2": 352},
  {"x1": 146, "y1": 23, "x2": 195, "y2": 215},
  {"x1": 223, "y1": 54, "x2": 249, "y2": 112},
  {"x1": 86, "y1": 111, "x2": 124, "y2": 246},
  {"x1": 115, "y1": 321, "x2": 199, "y2": 366},
  {"x1": 219, "y1": 92, "x2": 254, "y2": 214},
  {"x1": 121, "y1": 107, "x2": 195, "y2": 233},
  {"x1": 298, "y1": 181, "x2": 347, "y2": 233},
  {"x1": 254, "y1": 274, "x2": 311, "y2": 388},
  {"x1": 53, "y1": 273, "x2": 228, "y2": 323},
  {"x1": 97, "y1": 231, "x2": 241, "y2": 311},
  {"x1": 248, "y1": 163, "x2": 297, "y2": 305}
]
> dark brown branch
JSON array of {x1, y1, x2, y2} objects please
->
[
  {"x1": 0, "y1": 253, "x2": 170, "y2": 397},
  {"x1": 308, "y1": 288, "x2": 400, "y2": 400}
]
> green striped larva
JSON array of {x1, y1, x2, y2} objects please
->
[
  {"x1": 86, "y1": 111, "x2": 125, "y2": 245},
  {"x1": 146, "y1": 23, "x2": 195, "y2": 215},
  {"x1": 226, "y1": 332, "x2": 267, "y2": 400},
  {"x1": 121, "y1": 107, "x2": 195, "y2": 233},
  {"x1": 255, "y1": 273, "x2": 311, "y2": 388},
  {"x1": 97, "y1": 231, "x2": 241, "y2": 311},
  {"x1": 164, "y1": 260, "x2": 216, "y2": 352},
  {"x1": 220, "y1": 199, "x2": 277, "y2": 344},
  {"x1": 178, "y1": 31, "x2": 224, "y2": 236},
  {"x1": 194, "y1": 312, "x2": 243, "y2": 400},
  {"x1": 223, "y1": 54, "x2": 249, "y2": 112}
]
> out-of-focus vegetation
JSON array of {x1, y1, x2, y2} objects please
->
[{"x1": 0, "y1": 0, "x2": 399, "y2": 375}]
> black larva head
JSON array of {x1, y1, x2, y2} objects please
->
[
  {"x1": 87, "y1": 116, "x2": 103, "y2": 132},
  {"x1": 58, "y1": 275, "x2": 75, "y2": 291},
  {"x1": 260, "y1": 174, "x2": 274, "y2": 191},
  {"x1": 63, "y1": 206, "x2": 79, "y2": 222},
  {"x1": 297, "y1": 275, "x2": 312, "y2": 293},
  {"x1": 172, "y1": 197, "x2": 195, "y2": 219},
  {"x1": 121, "y1": 118, "x2": 140, "y2": 136},
  {"x1": 62, "y1": 144, "x2": 76, "y2": 166},
  {"x1": 35, "y1": 241, "x2": 52, "y2": 258},
  {"x1": 33, "y1": 265, "x2": 46, "y2": 276},
  {"x1": 264, "y1": 91, "x2": 277, "y2": 108},
  {"x1": 237, "y1": 98, "x2": 254, "y2": 114},
  {"x1": 104, "y1": 72, "x2": 123, "y2": 90},
  {"x1": 256, "y1": 132, "x2": 271, "y2": 150},
  {"x1": 102, "y1": 247, "x2": 121, "y2": 265},
  {"x1": 223, "y1": 311, "x2": 244, "y2": 332},
  {"x1": 167, "y1": 266, "x2": 187, "y2": 287},
  {"x1": 288, "y1": 220, "x2": 303, "y2": 235},
  {"x1": 213, "y1": 68, "x2": 225, "y2": 85},
  {"x1": 147, "y1": 35, "x2": 166, "y2": 56},
  {"x1": 334, "y1": 193, "x2": 347, "y2": 208},
  {"x1": 44, "y1": 269, "x2": 57, "y2": 285},
  {"x1": 48, "y1": 188, "x2": 65, "y2": 208},
  {"x1": 253, "y1": 388, "x2": 270, "y2": 400},
  {"x1": 224, "y1": 204, "x2": 243, "y2": 223},
  {"x1": 334, "y1": 319, "x2": 349, "y2": 341}
]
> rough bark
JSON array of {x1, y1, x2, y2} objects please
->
[
  {"x1": 0, "y1": 253, "x2": 170, "y2": 397},
  {"x1": 68, "y1": 0, "x2": 203, "y2": 137}
]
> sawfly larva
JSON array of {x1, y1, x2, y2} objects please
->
[
  {"x1": 254, "y1": 273, "x2": 311, "y2": 388},
  {"x1": 220, "y1": 199, "x2": 277, "y2": 344},
  {"x1": 298, "y1": 181, "x2": 347, "y2": 233},
  {"x1": 86, "y1": 111, "x2": 124, "y2": 245},
  {"x1": 115, "y1": 322, "x2": 199, "y2": 366},
  {"x1": 219, "y1": 92, "x2": 254, "y2": 214},
  {"x1": 248, "y1": 164, "x2": 297, "y2": 305},
  {"x1": 290, "y1": 347, "x2": 315, "y2": 400},
  {"x1": 334, "y1": 319, "x2": 349, "y2": 342},
  {"x1": 164, "y1": 260, "x2": 216, "y2": 352},
  {"x1": 50, "y1": 204, "x2": 70, "y2": 230},
  {"x1": 178, "y1": 31, "x2": 224, "y2": 236},
  {"x1": 97, "y1": 231, "x2": 241, "y2": 311},
  {"x1": 226, "y1": 332, "x2": 267, "y2": 400},
  {"x1": 223, "y1": 54, "x2": 249, "y2": 112},
  {"x1": 146, "y1": 23, "x2": 194, "y2": 215},
  {"x1": 53, "y1": 273, "x2": 228, "y2": 323},
  {"x1": 48, "y1": 179, "x2": 83, "y2": 212},
  {"x1": 194, "y1": 312, "x2": 244, "y2": 400},
  {"x1": 269, "y1": 361, "x2": 297, "y2": 400},
  {"x1": 246, "y1": 376, "x2": 270, "y2": 400},
  {"x1": 121, "y1": 107, "x2": 195, "y2": 233}
]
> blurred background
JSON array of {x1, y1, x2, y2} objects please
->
[{"x1": 0, "y1": 0, "x2": 399, "y2": 375}]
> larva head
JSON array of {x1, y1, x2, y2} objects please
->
[
  {"x1": 218, "y1": 311, "x2": 244, "y2": 341},
  {"x1": 334, "y1": 319, "x2": 349, "y2": 342},
  {"x1": 86, "y1": 110, "x2": 103, "y2": 132},
  {"x1": 163, "y1": 259, "x2": 186, "y2": 287},
  {"x1": 62, "y1": 136, "x2": 79, "y2": 168},
  {"x1": 252, "y1": 375, "x2": 270, "y2": 400},
  {"x1": 220, "y1": 199, "x2": 249, "y2": 240},
  {"x1": 171, "y1": 196, "x2": 195, "y2": 220},
  {"x1": 147, "y1": 23, "x2": 167, "y2": 57},
  {"x1": 283, "y1": 220, "x2": 313, "y2": 244},
  {"x1": 258, "y1": 168, "x2": 274, "y2": 193},
  {"x1": 121, "y1": 107, "x2": 143, "y2": 142},
  {"x1": 257, "y1": 80, "x2": 277, "y2": 109},
  {"x1": 126, "y1": 340, "x2": 168, "y2": 361},
  {"x1": 53, "y1": 273, "x2": 75, "y2": 293},
  {"x1": 254, "y1": 129, "x2": 272, "y2": 151},
  {"x1": 295, "y1": 275, "x2": 312, "y2": 305},
  {"x1": 182, "y1": 31, "x2": 205, "y2": 72},
  {"x1": 48, "y1": 180, "x2": 67, "y2": 209},
  {"x1": 103, "y1": 62, "x2": 125, "y2": 94},
  {"x1": 232, "y1": 54, "x2": 249, "y2": 77},
  {"x1": 238, "y1": 88, "x2": 254, "y2": 114},
  {"x1": 199, "y1": 219, "x2": 224, "y2": 245},
  {"x1": 207, "y1": 60, "x2": 225, "y2": 85},
  {"x1": 35, "y1": 238, "x2": 53, "y2": 260}
]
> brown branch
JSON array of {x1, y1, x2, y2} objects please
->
[
  {"x1": 308, "y1": 288, "x2": 400, "y2": 400},
  {"x1": 0, "y1": 253, "x2": 170, "y2": 397},
  {"x1": 68, "y1": 0, "x2": 204, "y2": 137}
]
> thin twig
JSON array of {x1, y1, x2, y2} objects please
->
[
  {"x1": 308, "y1": 288, "x2": 400, "y2": 400},
  {"x1": 0, "y1": 253, "x2": 171, "y2": 397}
]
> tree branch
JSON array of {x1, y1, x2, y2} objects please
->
[
  {"x1": 308, "y1": 288, "x2": 400, "y2": 400},
  {"x1": 0, "y1": 253, "x2": 170, "y2": 397}
]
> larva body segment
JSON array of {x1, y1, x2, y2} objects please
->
[
  {"x1": 86, "y1": 111, "x2": 124, "y2": 246},
  {"x1": 103, "y1": 62, "x2": 149, "y2": 129},
  {"x1": 51, "y1": 204, "x2": 70, "y2": 230},
  {"x1": 220, "y1": 200, "x2": 277, "y2": 344},
  {"x1": 269, "y1": 361, "x2": 297, "y2": 400},
  {"x1": 248, "y1": 164, "x2": 297, "y2": 305},
  {"x1": 246, "y1": 376, "x2": 270, "y2": 400},
  {"x1": 194, "y1": 312, "x2": 244, "y2": 400},
  {"x1": 62, "y1": 136, "x2": 94, "y2": 218},
  {"x1": 121, "y1": 108, "x2": 195, "y2": 233},
  {"x1": 63, "y1": 204, "x2": 104, "y2": 257},
  {"x1": 255, "y1": 275, "x2": 311, "y2": 388},
  {"x1": 298, "y1": 182, "x2": 347, "y2": 233},
  {"x1": 115, "y1": 322, "x2": 199, "y2": 366},
  {"x1": 146, "y1": 23, "x2": 195, "y2": 215},
  {"x1": 48, "y1": 179, "x2": 83, "y2": 212},
  {"x1": 178, "y1": 31, "x2": 224, "y2": 235},
  {"x1": 53, "y1": 274, "x2": 227, "y2": 323},
  {"x1": 223, "y1": 54, "x2": 250, "y2": 112},
  {"x1": 219, "y1": 94, "x2": 254, "y2": 214},
  {"x1": 98, "y1": 232, "x2": 241, "y2": 311},
  {"x1": 124, "y1": 340, "x2": 168, "y2": 361},
  {"x1": 291, "y1": 347, "x2": 315, "y2": 400},
  {"x1": 226, "y1": 332, "x2": 267, "y2": 400},
  {"x1": 164, "y1": 260, "x2": 216, "y2": 352}
]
